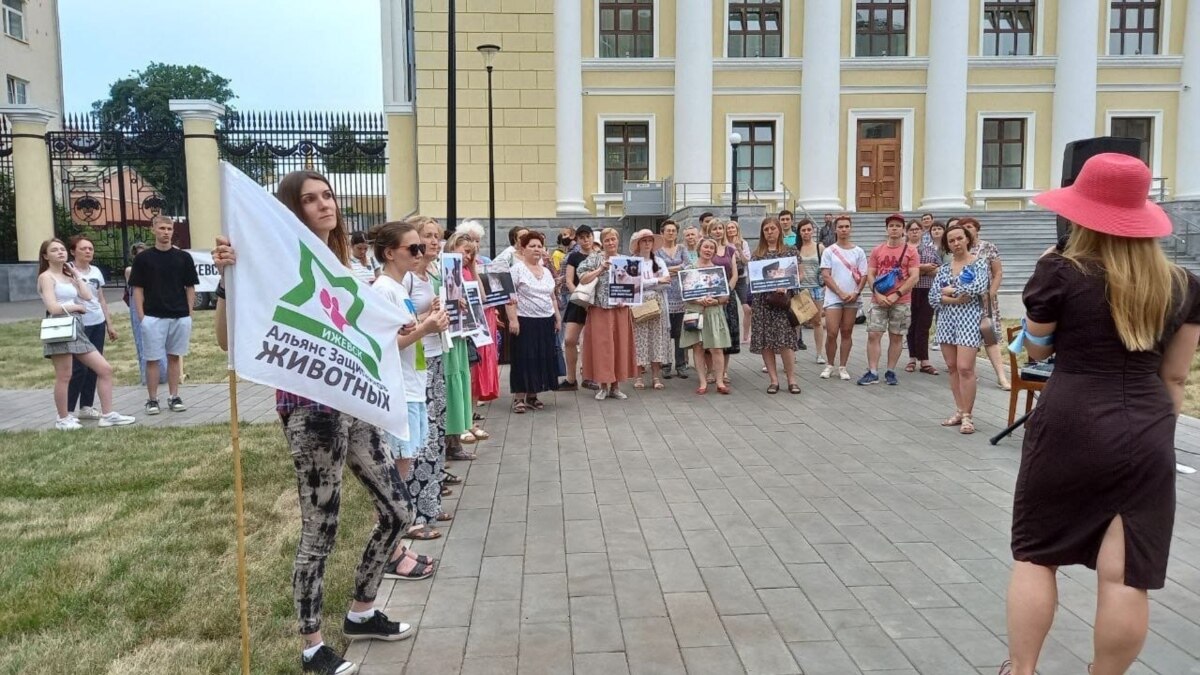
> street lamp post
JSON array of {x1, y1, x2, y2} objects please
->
[
  {"x1": 477, "y1": 43, "x2": 501, "y2": 259},
  {"x1": 728, "y1": 132, "x2": 742, "y2": 221},
  {"x1": 446, "y1": 0, "x2": 457, "y2": 234}
]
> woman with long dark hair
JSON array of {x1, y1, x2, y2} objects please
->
[
  {"x1": 212, "y1": 171, "x2": 420, "y2": 675},
  {"x1": 38, "y1": 239, "x2": 136, "y2": 430},
  {"x1": 749, "y1": 217, "x2": 801, "y2": 394},
  {"x1": 1000, "y1": 155, "x2": 1200, "y2": 675}
]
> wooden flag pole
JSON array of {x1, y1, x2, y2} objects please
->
[{"x1": 228, "y1": 369, "x2": 252, "y2": 675}]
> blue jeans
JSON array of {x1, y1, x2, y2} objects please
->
[
  {"x1": 129, "y1": 305, "x2": 167, "y2": 387},
  {"x1": 68, "y1": 321, "x2": 106, "y2": 411}
]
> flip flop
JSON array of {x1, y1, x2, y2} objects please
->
[
  {"x1": 384, "y1": 558, "x2": 436, "y2": 581},
  {"x1": 920, "y1": 364, "x2": 940, "y2": 375}
]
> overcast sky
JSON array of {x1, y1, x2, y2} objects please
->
[{"x1": 60, "y1": 0, "x2": 383, "y2": 112}]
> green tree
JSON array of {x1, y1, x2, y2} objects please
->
[
  {"x1": 92, "y1": 63, "x2": 234, "y2": 132},
  {"x1": 322, "y1": 124, "x2": 386, "y2": 174}
]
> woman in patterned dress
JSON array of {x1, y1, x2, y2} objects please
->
[
  {"x1": 960, "y1": 217, "x2": 1011, "y2": 390},
  {"x1": 928, "y1": 223, "x2": 991, "y2": 435},
  {"x1": 629, "y1": 229, "x2": 672, "y2": 390},
  {"x1": 680, "y1": 238, "x2": 733, "y2": 394},
  {"x1": 658, "y1": 220, "x2": 690, "y2": 379},
  {"x1": 750, "y1": 216, "x2": 802, "y2": 394}
]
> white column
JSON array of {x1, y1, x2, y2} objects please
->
[
  {"x1": 381, "y1": 0, "x2": 413, "y2": 112},
  {"x1": 1050, "y1": 0, "x2": 1099, "y2": 187},
  {"x1": 1175, "y1": 1, "x2": 1200, "y2": 200},
  {"x1": 673, "y1": 0, "x2": 713, "y2": 205},
  {"x1": 554, "y1": 0, "x2": 588, "y2": 214},
  {"x1": 798, "y1": 0, "x2": 843, "y2": 211},
  {"x1": 919, "y1": 0, "x2": 970, "y2": 210}
]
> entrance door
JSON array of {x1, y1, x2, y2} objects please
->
[{"x1": 855, "y1": 120, "x2": 901, "y2": 212}]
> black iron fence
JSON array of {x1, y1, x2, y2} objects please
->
[
  {"x1": 46, "y1": 113, "x2": 189, "y2": 277},
  {"x1": 0, "y1": 117, "x2": 16, "y2": 263},
  {"x1": 217, "y1": 111, "x2": 389, "y2": 232}
]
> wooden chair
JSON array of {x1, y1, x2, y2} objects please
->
[{"x1": 1006, "y1": 325, "x2": 1046, "y2": 425}]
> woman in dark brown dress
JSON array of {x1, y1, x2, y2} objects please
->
[{"x1": 1002, "y1": 153, "x2": 1200, "y2": 675}]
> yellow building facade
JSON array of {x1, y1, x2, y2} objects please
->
[{"x1": 381, "y1": 0, "x2": 1200, "y2": 219}]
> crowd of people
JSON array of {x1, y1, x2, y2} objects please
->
[{"x1": 38, "y1": 152, "x2": 1193, "y2": 674}]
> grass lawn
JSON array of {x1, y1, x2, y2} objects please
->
[
  {"x1": 0, "y1": 423, "x2": 378, "y2": 674},
  {"x1": 0, "y1": 311, "x2": 227, "y2": 389}
]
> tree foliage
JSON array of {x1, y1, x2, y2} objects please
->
[
  {"x1": 91, "y1": 63, "x2": 235, "y2": 132},
  {"x1": 323, "y1": 124, "x2": 386, "y2": 175}
]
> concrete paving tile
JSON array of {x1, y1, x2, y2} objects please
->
[
  {"x1": 574, "y1": 652, "x2": 630, "y2": 675},
  {"x1": 404, "y1": 626, "x2": 468, "y2": 674},
  {"x1": 567, "y1": 552, "x2": 614, "y2": 597},
  {"x1": 651, "y1": 549, "x2": 705, "y2": 593},
  {"x1": 517, "y1": 621, "x2": 572, "y2": 675},
  {"x1": 521, "y1": 572, "x2": 569, "y2": 624},
  {"x1": 621, "y1": 616, "x2": 687, "y2": 675},
  {"x1": 570, "y1": 595, "x2": 625, "y2": 653},
  {"x1": 476, "y1": 555, "x2": 524, "y2": 603},
  {"x1": 722, "y1": 614, "x2": 801, "y2": 674},
  {"x1": 664, "y1": 592, "x2": 729, "y2": 648},
  {"x1": 758, "y1": 587, "x2": 833, "y2": 642},
  {"x1": 680, "y1": 645, "x2": 746, "y2": 675},
  {"x1": 612, "y1": 568, "x2": 667, "y2": 618},
  {"x1": 700, "y1": 566, "x2": 766, "y2": 616}
]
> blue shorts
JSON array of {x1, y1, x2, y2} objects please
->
[
  {"x1": 140, "y1": 315, "x2": 192, "y2": 361},
  {"x1": 387, "y1": 401, "x2": 428, "y2": 460}
]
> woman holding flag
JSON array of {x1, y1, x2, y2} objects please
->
[{"x1": 212, "y1": 170, "x2": 421, "y2": 675}]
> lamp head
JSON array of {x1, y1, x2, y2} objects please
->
[
  {"x1": 728, "y1": 132, "x2": 742, "y2": 146},
  {"x1": 477, "y1": 43, "x2": 501, "y2": 68}
]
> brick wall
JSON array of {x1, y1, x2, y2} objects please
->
[{"x1": 413, "y1": 0, "x2": 557, "y2": 218}]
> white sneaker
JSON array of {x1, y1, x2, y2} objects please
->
[
  {"x1": 610, "y1": 389, "x2": 628, "y2": 400},
  {"x1": 838, "y1": 367, "x2": 851, "y2": 381},
  {"x1": 816, "y1": 355, "x2": 827, "y2": 364},
  {"x1": 819, "y1": 366, "x2": 834, "y2": 379},
  {"x1": 595, "y1": 388, "x2": 609, "y2": 401},
  {"x1": 98, "y1": 412, "x2": 137, "y2": 428},
  {"x1": 55, "y1": 416, "x2": 82, "y2": 431},
  {"x1": 931, "y1": 344, "x2": 940, "y2": 351},
  {"x1": 76, "y1": 406, "x2": 102, "y2": 420}
]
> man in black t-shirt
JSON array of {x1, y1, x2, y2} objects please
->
[{"x1": 129, "y1": 216, "x2": 199, "y2": 415}]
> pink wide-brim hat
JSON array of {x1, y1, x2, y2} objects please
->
[
  {"x1": 1032, "y1": 153, "x2": 1172, "y2": 239},
  {"x1": 629, "y1": 228, "x2": 656, "y2": 253}
]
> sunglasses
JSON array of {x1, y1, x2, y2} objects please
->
[{"x1": 406, "y1": 243, "x2": 427, "y2": 256}]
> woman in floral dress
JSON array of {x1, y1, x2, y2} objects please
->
[
  {"x1": 658, "y1": 221, "x2": 690, "y2": 379},
  {"x1": 629, "y1": 229, "x2": 672, "y2": 390},
  {"x1": 749, "y1": 216, "x2": 801, "y2": 394}
]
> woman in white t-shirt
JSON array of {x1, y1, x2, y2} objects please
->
[
  {"x1": 369, "y1": 221, "x2": 449, "y2": 483},
  {"x1": 818, "y1": 215, "x2": 868, "y2": 381},
  {"x1": 67, "y1": 235, "x2": 119, "y2": 420}
]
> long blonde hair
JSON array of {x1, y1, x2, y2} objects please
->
[{"x1": 1062, "y1": 224, "x2": 1187, "y2": 352}]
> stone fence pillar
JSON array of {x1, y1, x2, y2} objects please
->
[
  {"x1": 0, "y1": 106, "x2": 56, "y2": 262},
  {"x1": 170, "y1": 99, "x2": 226, "y2": 250}
]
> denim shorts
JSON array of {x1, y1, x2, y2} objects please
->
[
  {"x1": 140, "y1": 315, "x2": 192, "y2": 361},
  {"x1": 388, "y1": 401, "x2": 429, "y2": 460}
]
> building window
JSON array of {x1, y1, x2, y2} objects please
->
[
  {"x1": 2, "y1": 0, "x2": 24, "y2": 41},
  {"x1": 604, "y1": 122, "x2": 649, "y2": 193},
  {"x1": 981, "y1": 118, "x2": 1026, "y2": 189},
  {"x1": 1110, "y1": 116, "x2": 1153, "y2": 166},
  {"x1": 1109, "y1": 1, "x2": 1160, "y2": 55},
  {"x1": 732, "y1": 121, "x2": 775, "y2": 192},
  {"x1": 983, "y1": 1, "x2": 1035, "y2": 56},
  {"x1": 855, "y1": 1, "x2": 908, "y2": 57},
  {"x1": 6, "y1": 76, "x2": 27, "y2": 105},
  {"x1": 728, "y1": 0, "x2": 782, "y2": 58},
  {"x1": 599, "y1": 0, "x2": 654, "y2": 58}
]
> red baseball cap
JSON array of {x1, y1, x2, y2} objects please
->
[{"x1": 885, "y1": 213, "x2": 906, "y2": 226}]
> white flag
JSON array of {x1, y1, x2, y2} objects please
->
[{"x1": 220, "y1": 162, "x2": 410, "y2": 439}]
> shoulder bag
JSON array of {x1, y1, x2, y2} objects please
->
[
  {"x1": 41, "y1": 315, "x2": 78, "y2": 344},
  {"x1": 570, "y1": 278, "x2": 597, "y2": 307},
  {"x1": 872, "y1": 246, "x2": 909, "y2": 295},
  {"x1": 980, "y1": 295, "x2": 999, "y2": 347},
  {"x1": 830, "y1": 246, "x2": 864, "y2": 285},
  {"x1": 631, "y1": 296, "x2": 661, "y2": 322}
]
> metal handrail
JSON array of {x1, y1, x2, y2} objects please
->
[
  {"x1": 778, "y1": 183, "x2": 812, "y2": 222},
  {"x1": 1151, "y1": 177, "x2": 1168, "y2": 202},
  {"x1": 671, "y1": 181, "x2": 785, "y2": 211}
]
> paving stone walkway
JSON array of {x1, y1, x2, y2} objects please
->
[{"x1": 3, "y1": 328, "x2": 1198, "y2": 673}]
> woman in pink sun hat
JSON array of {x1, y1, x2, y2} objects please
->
[{"x1": 1000, "y1": 153, "x2": 1200, "y2": 675}]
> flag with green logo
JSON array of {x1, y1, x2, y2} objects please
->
[{"x1": 220, "y1": 162, "x2": 411, "y2": 440}]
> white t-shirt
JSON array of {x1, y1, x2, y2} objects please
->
[
  {"x1": 372, "y1": 275, "x2": 425, "y2": 400},
  {"x1": 349, "y1": 255, "x2": 379, "y2": 285},
  {"x1": 75, "y1": 265, "x2": 106, "y2": 327},
  {"x1": 404, "y1": 271, "x2": 443, "y2": 358},
  {"x1": 819, "y1": 244, "x2": 868, "y2": 308}
]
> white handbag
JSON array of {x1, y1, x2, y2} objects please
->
[
  {"x1": 40, "y1": 315, "x2": 78, "y2": 343},
  {"x1": 570, "y1": 278, "x2": 598, "y2": 308}
]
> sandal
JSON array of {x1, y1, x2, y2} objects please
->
[
  {"x1": 394, "y1": 546, "x2": 436, "y2": 566},
  {"x1": 695, "y1": 386, "x2": 708, "y2": 395},
  {"x1": 436, "y1": 512, "x2": 454, "y2": 522},
  {"x1": 788, "y1": 383, "x2": 801, "y2": 394},
  {"x1": 473, "y1": 412, "x2": 484, "y2": 421},
  {"x1": 960, "y1": 415, "x2": 976, "y2": 434},
  {"x1": 920, "y1": 364, "x2": 940, "y2": 376},
  {"x1": 633, "y1": 378, "x2": 645, "y2": 390},
  {"x1": 716, "y1": 384, "x2": 730, "y2": 395},
  {"x1": 905, "y1": 361, "x2": 917, "y2": 373},
  {"x1": 384, "y1": 557, "x2": 436, "y2": 581},
  {"x1": 766, "y1": 383, "x2": 779, "y2": 394},
  {"x1": 722, "y1": 374, "x2": 731, "y2": 384},
  {"x1": 470, "y1": 427, "x2": 490, "y2": 440},
  {"x1": 528, "y1": 397, "x2": 546, "y2": 410},
  {"x1": 941, "y1": 410, "x2": 964, "y2": 427},
  {"x1": 447, "y1": 449, "x2": 477, "y2": 461},
  {"x1": 460, "y1": 431, "x2": 477, "y2": 444},
  {"x1": 997, "y1": 381, "x2": 1012, "y2": 391},
  {"x1": 706, "y1": 374, "x2": 716, "y2": 384},
  {"x1": 442, "y1": 471, "x2": 463, "y2": 485},
  {"x1": 512, "y1": 400, "x2": 527, "y2": 414},
  {"x1": 405, "y1": 526, "x2": 442, "y2": 541},
  {"x1": 652, "y1": 379, "x2": 664, "y2": 390},
  {"x1": 441, "y1": 485, "x2": 454, "y2": 496}
]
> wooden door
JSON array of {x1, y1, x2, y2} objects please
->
[{"x1": 855, "y1": 120, "x2": 901, "y2": 211}]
